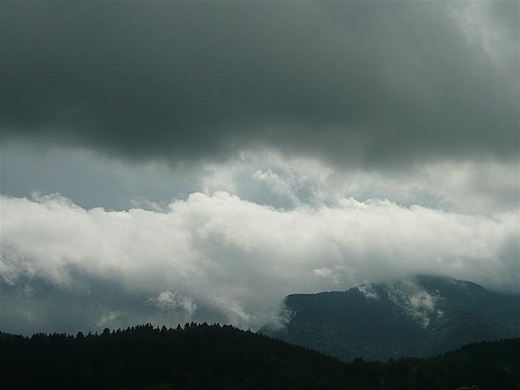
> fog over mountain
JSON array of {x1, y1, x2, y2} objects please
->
[{"x1": 1, "y1": 1, "x2": 518, "y2": 335}]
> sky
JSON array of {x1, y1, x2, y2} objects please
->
[{"x1": 1, "y1": 0, "x2": 519, "y2": 335}]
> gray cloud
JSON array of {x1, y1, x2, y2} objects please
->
[
  {"x1": 3, "y1": 141, "x2": 517, "y2": 214},
  {"x1": 2, "y1": 1, "x2": 518, "y2": 167},
  {"x1": 1, "y1": 140, "x2": 202, "y2": 210}
]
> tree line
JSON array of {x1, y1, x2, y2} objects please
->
[{"x1": 1, "y1": 323, "x2": 518, "y2": 389}]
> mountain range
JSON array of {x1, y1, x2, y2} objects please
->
[{"x1": 260, "y1": 275, "x2": 520, "y2": 361}]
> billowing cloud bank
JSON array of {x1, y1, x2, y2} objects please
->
[{"x1": 1, "y1": 191, "x2": 517, "y2": 334}]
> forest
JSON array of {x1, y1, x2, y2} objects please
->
[{"x1": 1, "y1": 323, "x2": 519, "y2": 389}]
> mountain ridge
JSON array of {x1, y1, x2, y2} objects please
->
[{"x1": 260, "y1": 275, "x2": 520, "y2": 361}]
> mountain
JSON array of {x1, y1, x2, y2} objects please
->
[
  {"x1": 0, "y1": 323, "x2": 352, "y2": 390},
  {"x1": 260, "y1": 275, "x2": 520, "y2": 361}
]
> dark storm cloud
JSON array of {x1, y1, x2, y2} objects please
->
[{"x1": 2, "y1": 1, "x2": 517, "y2": 166}]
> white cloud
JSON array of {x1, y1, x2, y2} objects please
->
[
  {"x1": 1, "y1": 188, "x2": 518, "y2": 334},
  {"x1": 386, "y1": 280, "x2": 440, "y2": 328},
  {"x1": 154, "y1": 291, "x2": 197, "y2": 318},
  {"x1": 357, "y1": 283, "x2": 379, "y2": 300},
  {"x1": 4, "y1": 141, "x2": 517, "y2": 216},
  {"x1": 200, "y1": 150, "x2": 519, "y2": 216}
]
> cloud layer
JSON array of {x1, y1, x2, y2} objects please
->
[
  {"x1": 1, "y1": 191, "x2": 517, "y2": 334},
  {"x1": 2, "y1": 1, "x2": 518, "y2": 167}
]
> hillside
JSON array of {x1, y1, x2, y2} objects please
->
[
  {"x1": 1, "y1": 324, "x2": 519, "y2": 389},
  {"x1": 0, "y1": 323, "x2": 354, "y2": 390},
  {"x1": 260, "y1": 275, "x2": 520, "y2": 361}
]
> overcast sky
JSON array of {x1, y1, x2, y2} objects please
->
[{"x1": 1, "y1": 0, "x2": 518, "y2": 335}]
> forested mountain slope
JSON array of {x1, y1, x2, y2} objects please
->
[
  {"x1": 1, "y1": 323, "x2": 519, "y2": 389},
  {"x1": 260, "y1": 275, "x2": 520, "y2": 361}
]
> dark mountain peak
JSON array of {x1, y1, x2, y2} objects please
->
[
  {"x1": 261, "y1": 275, "x2": 520, "y2": 361},
  {"x1": 359, "y1": 274, "x2": 488, "y2": 294},
  {"x1": 411, "y1": 274, "x2": 490, "y2": 293}
]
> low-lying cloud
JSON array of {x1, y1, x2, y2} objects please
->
[{"x1": 1, "y1": 191, "x2": 517, "y2": 334}]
